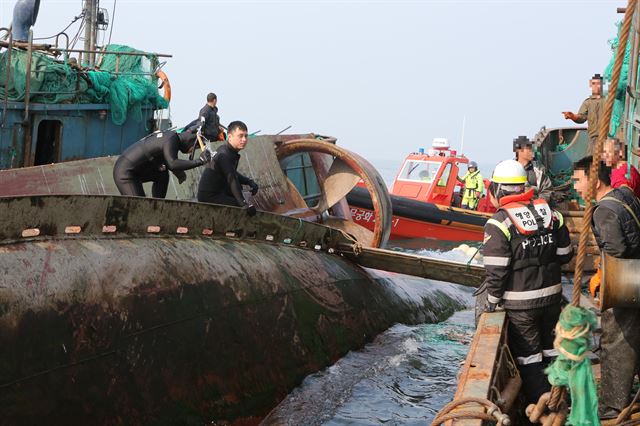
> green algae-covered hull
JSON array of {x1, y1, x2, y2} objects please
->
[{"x1": 0, "y1": 195, "x2": 469, "y2": 424}]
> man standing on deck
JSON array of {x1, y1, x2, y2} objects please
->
[
  {"x1": 186, "y1": 92, "x2": 224, "y2": 141},
  {"x1": 197, "y1": 120, "x2": 259, "y2": 216},
  {"x1": 562, "y1": 74, "x2": 605, "y2": 146},
  {"x1": 513, "y1": 136, "x2": 553, "y2": 202},
  {"x1": 572, "y1": 156, "x2": 640, "y2": 419},
  {"x1": 456, "y1": 161, "x2": 483, "y2": 210},
  {"x1": 480, "y1": 159, "x2": 573, "y2": 404}
]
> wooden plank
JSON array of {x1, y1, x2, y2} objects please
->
[
  {"x1": 450, "y1": 312, "x2": 507, "y2": 426},
  {"x1": 340, "y1": 245, "x2": 485, "y2": 288}
]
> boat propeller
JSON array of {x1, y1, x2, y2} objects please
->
[{"x1": 276, "y1": 139, "x2": 392, "y2": 248}]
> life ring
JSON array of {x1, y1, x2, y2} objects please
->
[{"x1": 156, "y1": 70, "x2": 171, "y2": 103}]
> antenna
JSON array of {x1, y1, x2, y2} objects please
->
[{"x1": 460, "y1": 115, "x2": 466, "y2": 154}]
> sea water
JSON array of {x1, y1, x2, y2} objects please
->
[{"x1": 264, "y1": 245, "x2": 480, "y2": 425}]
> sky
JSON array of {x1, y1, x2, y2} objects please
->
[{"x1": 0, "y1": 0, "x2": 621, "y2": 178}]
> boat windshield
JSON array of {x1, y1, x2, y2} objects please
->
[{"x1": 397, "y1": 161, "x2": 442, "y2": 183}]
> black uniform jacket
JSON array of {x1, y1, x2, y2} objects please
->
[
  {"x1": 592, "y1": 186, "x2": 640, "y2": 259},
  {"x1": 199, "y1": 104, "x2": 220, "y2": 140},
  {"x1": 482, "y1": 190, "x2": 573, "y2": 310}
]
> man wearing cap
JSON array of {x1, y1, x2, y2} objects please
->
[
  {"x1": 562, "y1": 74, "x2": 605, "y2": 146},
  {"x1": 456, "y1": 161, "x2": 483, "y2": 210},
  {"x1": 513, "y1": 136, "x2": 553, "y2": 203}
]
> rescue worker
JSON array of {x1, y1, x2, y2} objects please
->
[
  {"x1": 481, "y1": 159, "x2": 573, "y2": 404},
  {"x1": 456, "y1": 161, "x2": 483, "y2": 210},
  {"x1": 197, "y1": 120, "x2": 259, "y2": 216},
  {"x1": 513, "y1": 136, "x2": 553, "y2": 202},
  {"x1": 113, "y1": 129, "x2": 210, "y2": 198},
  {"x1": 571, "y1": 156, "x2": 640, "y2": 419},
  {"x1": 562, "y1": 73, "x2": 605, "y2": 146},
  {"x1": 186, "y1": 92, "x2": 223, "y2": 141},
  {"x1": 602, "y1": 137, "x2": 640, "y2": 198}
]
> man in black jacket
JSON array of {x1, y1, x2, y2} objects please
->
[
  {"x1": 185, "y1": 92, "x2": 222, "y2": 141},
  {"x1": 572, "y1": 156, "x2": 640, "y2": 419},
  {"x1": 113, "y1": 129, "x2": 210, "y2": 198},
  {"x1": 513, "y1": 136, "x2": 553, "y2": 202},
  {"x1": 197, "y1": 121, "x2": 259, "y2": 216},
  {"x1": 481, "y1": 159, "x2": 573, "y2": 404}
]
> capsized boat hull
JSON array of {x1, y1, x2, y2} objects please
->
[
  {"x1": 0, "y1": 195, "x2": 471, "y2": 424},
  {"x1": 347, "y1": 186, "x2": 488, "y2": 241}
]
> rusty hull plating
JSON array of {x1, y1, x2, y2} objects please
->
[{"x1": 0, "y1": 195, "x2": 469, "y2": 424}]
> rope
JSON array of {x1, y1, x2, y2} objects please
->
[
  {"x1": 572, "y1": 0, "x2": 637, "y2": 306},
  {"x1": 616, "y1": 387, "x2": 640, "y2": 424},
  {"x1": 466, "y1": 245, "x2": 481, "y2": 266},
  {"x1": 431, "y1": 396, "x2": 509, "y2": 426}
]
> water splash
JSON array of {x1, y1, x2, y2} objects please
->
[{"x1": 263, "y1": 310, "x2": 475, "y2": 425}]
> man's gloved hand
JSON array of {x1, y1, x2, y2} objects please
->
[
  {"x1": 173, "y1": 170, "x2": 187, "y2": 184},
  {"x1": 484, "y1": 301, "x2": 497, "y2": 313},
  {"x1": 244, "y1": 204, "x2": 257, "y2": 217},
  {"x1": 589, "y1": 268, "x2": 601, "y2": 297},
  {"x1": 249, "y1": 180, "x2": 259, "y2": 195},
  {"x1": 562, "y1": 111, "x2": 576, "y2": 120},
  {"x1": 198, "y1": 150, "x2": 212, "y2": 165}
]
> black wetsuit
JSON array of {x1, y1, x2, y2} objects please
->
[
  {"x1": 185, "y1": 104, "x2": 220, "y2": 140},
  {"x1": 197, "y1": 142, "x2": 253, "y2": 206},
  {"x1": 113, "y1": 130, "x2": 203, "y2": 198}
]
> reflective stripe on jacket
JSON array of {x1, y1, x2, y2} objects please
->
[{"x1": 481, "y1": 191, "x2": 573, "y2": 309}]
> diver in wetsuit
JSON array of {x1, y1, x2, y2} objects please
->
[
  {"x1": 197, "y1": 120, "x2": 259, "y2": 216},
  {"x1": 113, "y1": 129, "x2": 210, "y2": 198},
  {"x1": 185, "y1": 92, "x2": 223, "y2": 141}
]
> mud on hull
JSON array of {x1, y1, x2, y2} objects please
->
[{"x1": 0, "y1": 195, "x2": 470, "y2": 424}]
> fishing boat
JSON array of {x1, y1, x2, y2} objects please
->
[
  {"x1": 435, "y1": 3, "x2": 640, "y2": 425},
  {"x1": 0, "y1": 0, "x2": 485, "y2": 423},
  {"x1": 347, "y1": 138, "x2": 494, "y2": 242}
]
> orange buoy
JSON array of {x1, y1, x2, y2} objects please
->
[{"x1": 155, "y1": 70, "x2": 171, "y2": 103}]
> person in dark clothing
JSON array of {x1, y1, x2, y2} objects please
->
[
  {"x1": 197, "y1": 120, "x2": 259, "y2": 216},
  {"x1": 563, "y1": 74, "x2": 605, "y2": 146},
  {"x1": 572, "y1": 156, "x2": 640, "y2": 419},
  {"x1": 113, "y1": 129, "x2": 210, "y2": 198},
  {"x1": 513, "y1": 136, "x2": 553, "y2": 202},
  {"x1": 480, "y1": 159, "x2": 573, "y2": 405},
  {"x1": 185, "y1": 92, "x2": 222, "y2": 141}
]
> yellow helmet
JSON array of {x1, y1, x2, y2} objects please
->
[{"x1": 491, "y1": 160, "x2": 527, "y2": 185}]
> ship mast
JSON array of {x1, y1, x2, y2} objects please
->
[{"x1": 82, "y1": 0, "x2": 99, "y2": 66}]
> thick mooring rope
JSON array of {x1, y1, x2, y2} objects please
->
[
  {"x1": 572, "y1": 0, "x2": 637, "y2": 306},
  {"x1": 547, "y1": 0, "x2": 639, "y2": 417}
]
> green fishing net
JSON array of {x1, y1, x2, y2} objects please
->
[
  {"x1": 0, "y1": 44, "x2": 168, "y2": 125},
  {"x1": 545, "y1": 305, "x2": 600, "y2": 426},
  {"x1": 604, "y1": 21, "x2": 635, "y2": 138}
]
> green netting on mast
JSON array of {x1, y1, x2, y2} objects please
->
[
  {"x1": 0, "y1": 44, "x2": 168, "y2": 125},
  {"x1": 604, "y1": 21, "x2": 634, "y2": 138}
]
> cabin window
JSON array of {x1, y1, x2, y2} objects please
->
[
  {"x1": 397, "y1": 160, "x2": 442, "y2": 183},
  {"x1": 34, "y1": 120, "x2": 62, "y2": 166},
  {"x1": 437, "y1": 163, "x2": 452, "y2": 187},
  {"x1": 280, "y1": 152, "x2": 321, "y2": 206}
]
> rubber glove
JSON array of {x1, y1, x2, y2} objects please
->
[{"x1": 589, "y1": 268, "x2": 601, "y2": 297}]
